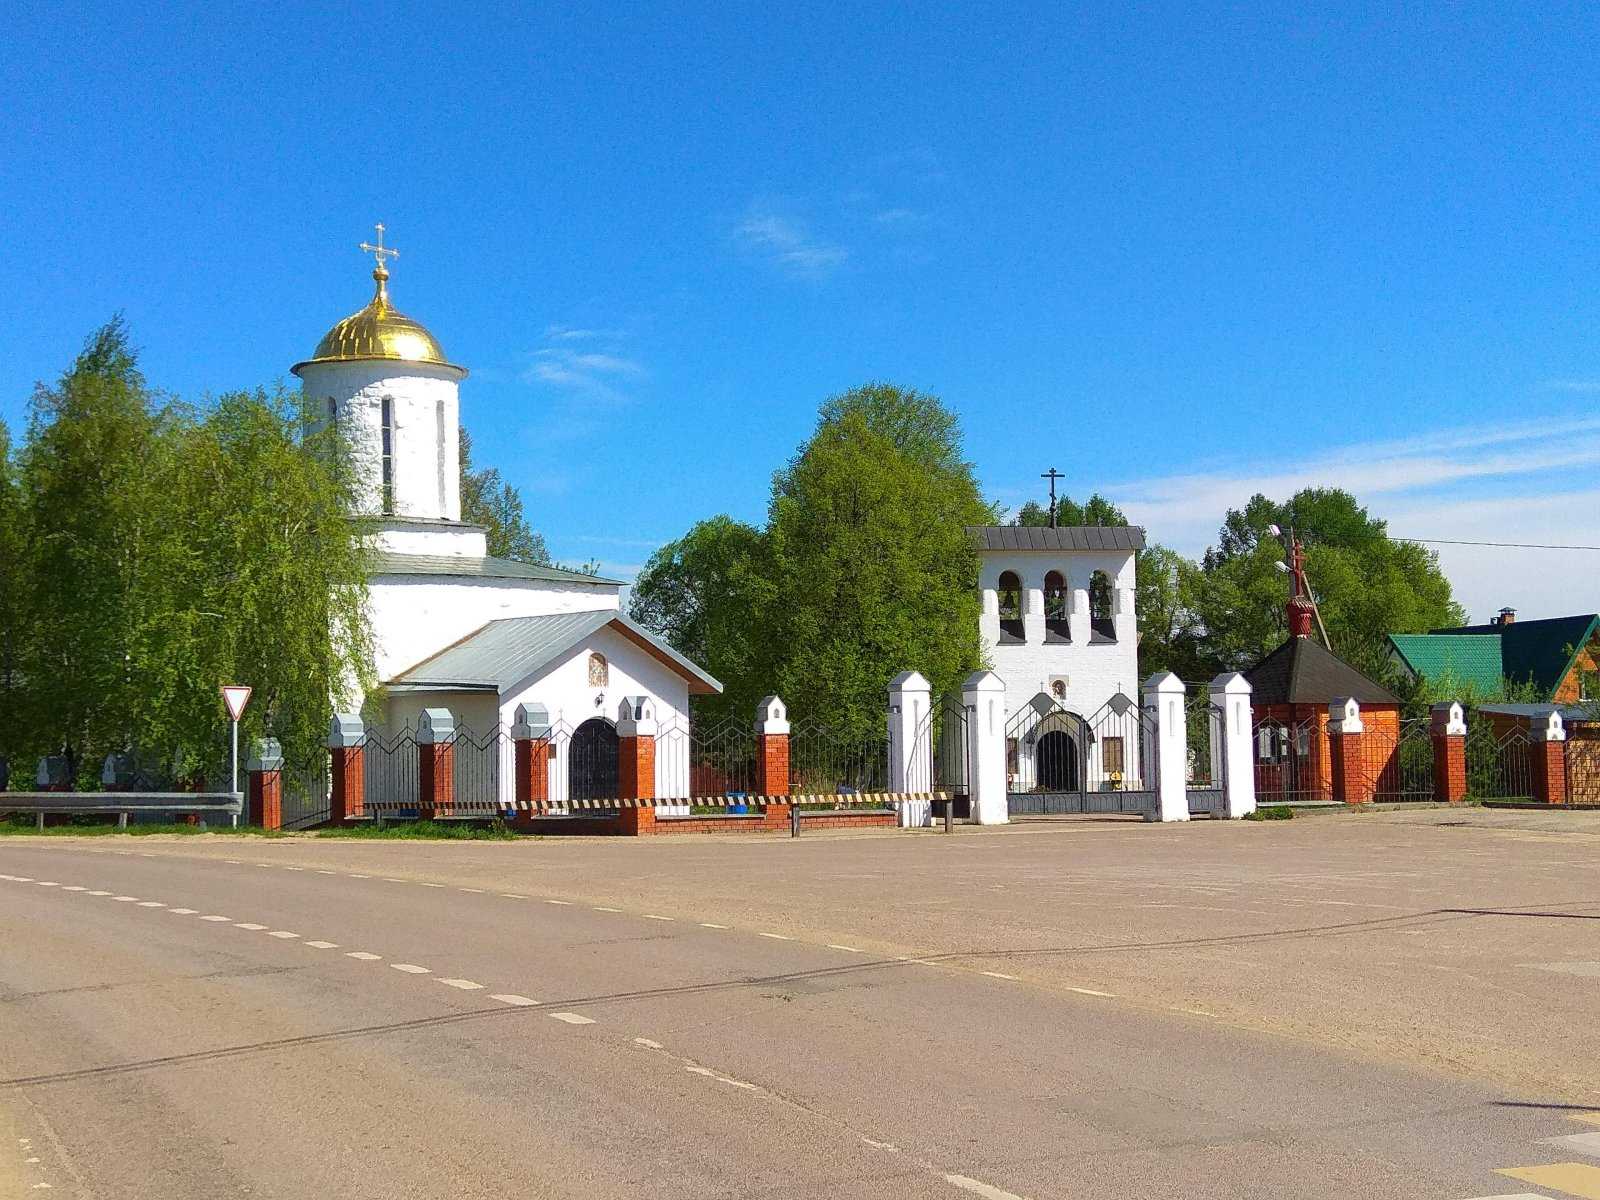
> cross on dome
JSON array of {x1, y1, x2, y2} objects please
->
[{"x1": 360, "y1": 223, "x2": 399, "y2": 274}]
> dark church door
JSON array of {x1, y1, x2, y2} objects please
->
[
  {"x1": 1037, "y1": 730, "x2": 1080, "y2": 792},
  {"x1": 570, "y1": 718, "x2": 619, "y2": 801}
]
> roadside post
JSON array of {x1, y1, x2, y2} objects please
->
[{"x1": 221, "y1": 685, "x2": 252, "y2": 828}]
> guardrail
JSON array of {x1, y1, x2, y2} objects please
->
[{"x1": 1, "y1": 792, "x2": 245, "y2": 830}]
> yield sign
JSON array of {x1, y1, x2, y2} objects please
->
[{"x1": 220, "y1": 685, "x2": 252, "y2": 721}]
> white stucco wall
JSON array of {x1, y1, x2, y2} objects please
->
[
  {"x1": 297, "y1": 359, "x2": 464, "y2": 522},
  {"x1": 368, "y1": 575, "x2": 621, "y2": 685},
  {"x1": 977, "y1": 548, "x2": 1140, "y2": 722},
  {"x1": 374, "y1": 520, "x2": 489, "y2": 558}
]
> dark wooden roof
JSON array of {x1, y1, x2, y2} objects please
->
[
  {"x1": 1245, "y1": 636, "x2": 1400, "y2": 706},
  {"x1": 968, "y1": 526, "x2": 1145, "y2": 552}
]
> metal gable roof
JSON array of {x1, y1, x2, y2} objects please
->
[
  {"x1": 386, "y1": 610, "x2": 722, "y2": 695},
  {"x1": 967, "y1": 526, "x2": 1146, "y2": 552},
  {"x1": 371, "y1": 551, "x2": 624, "y2": 586},
  {"x1": 1427, "y1": 614, "x2": 1600, "y2": 699},
  {"x1": 1387, "y1": 634, "x2": 1505, "y2": 693},
  {"x1": 1245, "y1": 636, "x2": 1401, "y2": 707}
]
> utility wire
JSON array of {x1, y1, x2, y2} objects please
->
[{"x1": 1391, "y1": 536, "x2": 1600, "y2": 552}]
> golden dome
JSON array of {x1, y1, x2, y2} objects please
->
[{"x1": 292, "y1": 263, "x2": 464, "y2": 376}]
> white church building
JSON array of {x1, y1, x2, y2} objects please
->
[
  {"x1": 971, "y1": 524, "x2": 1145, "y2": 793},
  {"x1": 291, "y1": 232, "x2": 720, "y2": 804}
]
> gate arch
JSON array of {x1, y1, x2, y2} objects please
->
[{"x1": 569, "y1": 717, "x2": 619, "y2": 801}]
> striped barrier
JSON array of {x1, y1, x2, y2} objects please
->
[{"x1": 361, "y1": 793, "x2": 946, "y2": 816}]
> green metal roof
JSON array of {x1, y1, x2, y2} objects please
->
[
  {"x1": 386, "y1": 610, "x2": 722, "y2": 695},
  {"x1": 1387, "y1": 634, "x2": 1505, "y2": 693},
  {"x1": 371, "y1": 551, "x2": 622, "y2": 586}
]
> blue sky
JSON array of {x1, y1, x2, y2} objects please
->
[{"x1": 3, "y1": 3, "x2": 1597, "y2": 621}]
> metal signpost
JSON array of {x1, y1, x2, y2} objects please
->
[{"x1": 221, "y1": 685, "x2": 252, "y2": 828}]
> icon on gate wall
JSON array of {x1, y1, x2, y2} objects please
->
[{"x1": 588, "y1": 652, "x2": 608, "y2": 687}]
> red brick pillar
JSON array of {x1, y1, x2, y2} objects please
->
[
  {"x1": 417, "y1": 708, "x2": 456, "y2": 821},
  {"x1": 617, "y1": 698, "x2": 657, "y2": 834},
  {"x1": 511, "y1": 703, "x2": 552, "y2": 816},
  {"x1": 247, "y1": 737, "x2": 284, "y2": 830},
  {"x1": 1529, "y1": 709, "x2": 1568, "y2": 805},
  {"x1": 1327, "y1": 697, "x2": 1371, "y2": 806},
  {"x1": 328, "y1": 714, "x2": 365, "y2": 822},
  {"x1": 1430, "y1": 702, "x2": 1467, "y2": 804},
  {"x1": 754, "y1": 695, "x2": 791, "y2": 829}
]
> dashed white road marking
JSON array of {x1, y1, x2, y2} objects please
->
[
  {"x1": 644, "y1": 914, "x2": 673, "y2": 921},
  {"x1": 347, "y1": 874, "x2": 369, "y2": 879},
  {"x1": 943, "y1": 1172, "x2": 1032, "y2": 1199},
  {"x1": 36, "y1": 881, "x2": 58, "y2": 887},
  {"x1": 168, "y1": 908, "x2": 197, "y2": 915},
  {"x1": 758, "y1": 932, "x2": 793, "y2": 941},
  {"x1": 85, "y1": 890, "x2": 110, "y2": 897},
  {"x1": 282, "y1": 866, "x2": 303, "y2": 872},
  {"x1": 595, "y1": 906, "x2": 622, "y2": 912},
  {"x1": 137, "y1": 901, "x2": 164, "y2": 907},
  {"x1": 686, "y1": 1065, "x2": 759, "y2": 1090},
  {"x1": 1068, "y1": 987, "x2": 1115, "y2": 998},
  {"x1": 224, "y1": 860, "x2": 241, "y2": 865},
  {"x1": 438, "y1": 978, "x2": 484, "y2": 990},
  {"x1": 982, "y1": 971, "x2": 1019, "y2": 980},
  {"x1": 305, "y1": 941, "x2": 339, "y2": 949},
  {"x1": 458, "y1": 888, "x2": 484, "y2": 894},
  {"x1": 60, "y1": 886, "x2": 86, "y2": 892},
  {"x1": 490, "y1": 994, "x2": 539, "y2": 1006},
  {"x1": 267, "y1": 931, "x2": 299, "y2": 939},
  {"x1": 544, "y1": 899, "x2": 572, "y2": 906},
  {"x1": 699, "y1": 922, "x2": 729, "y2": 929},
  {"x1": 199, "y1": 915, "x2": 231, "y2": 922},
  {"x1": 633, "y1": 1038, "x2": 664, "y2": 1049},
  {"x1": 347, "y1": 952, "x2": 382, "y2": 961},
  {"x1": 112, "y1": 896, "x2": 139, "y2": 902},
  {"x1": 316, "y1": 870, "x2": 337, "y2": 875},
  {"x1": 1175, "y1": 1007, "x2": 1216, "y2": 1018},
  {"x1": 391, "y1": 963, "x2": 430, "y2": 974},
  {"x1": 234, "y1": 923, "x2": 268, "y2": 931},
  {"x1": 382, "y1": 878, "x2": 407, "y2": 884},
  {"x1": 419, "y1": 882, "x2": 445, "y2": 888},
  {"x1": 500, "y1": 893, "x2": 527, "y2": 900},
  {"x1": 827, "y1": 944, "x2": 863, "y2": 953},
  {"x1": 549, "y1": 1012, "x2": 595, "y2": 1025}
]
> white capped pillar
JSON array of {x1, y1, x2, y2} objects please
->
[
  {"x1": 888, "y1": 671, "x2": 933, "y2": 826},
  {"x1": 1143, "y1": 671, "x2": 1189, "y2": 822},
  {"x1": 963, "y1": 670, "x2": 1009, "y2": 825},
  {"x1": 1210, "y1": 672, "x2": 1257, "y2": 819}
]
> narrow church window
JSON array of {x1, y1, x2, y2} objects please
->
[
  {"x1": 435, "y1": 399, "x2": 447, "y2": 514},
  {"x1": 1044, "y1": 570, "x2": 1070, "y2": 640},
  {"x1": 380, "y1": 395, "x2": 395, "y2": 514},
  {"x1": 1089, "y1": 570, "x2": 1114, "y2": 641},
  {"x1": 997, "y1": 571, "x2": 1024, "y2": 642}
]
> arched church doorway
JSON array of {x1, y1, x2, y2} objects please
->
[
  {"x1": 569, "y1": 718, "x2": 619, "y2": 801},
  {"x1": 1036, "y1": 730, "x2": 1080, "y2": 792}
]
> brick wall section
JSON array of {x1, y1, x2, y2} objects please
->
[
  {"x1": 755, "y1": 733, "x2": 790, "y2": 796},
  {"x1": 419, "y1": 743, "x2": 455, "y2": 819},
  {"x1": 1531, "y1": 740, "x2": 1568, "y2": 804},
  {"x1": 1553, "y1": 634, "x2": 1600, "y2": 704},
  {"x1": 1328, "y1": 730, "x2": 1372, "y2": 805},
  {"x1": 618, "y1": 736, "x2": 656, "y2": 801},
  {"x1": 1432, "y1": 733, "x2": 1466, "y2": 803},
  {"x1": 330, "y1": 745, "x2": 364, "y2": 822},
  {"x1": 248, "y1": 767, "x2": 283, "y2": 830},
  {"x1": 514, "y1": 737, "x2": 551, "y2": 809}
]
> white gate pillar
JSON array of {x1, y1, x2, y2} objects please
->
[
  {"x1": 1142, "y1": 671, "x2": 1190, "y2": 822},
  {"x1": 888, "y1": 671, "x2": 933, "y2": 827},
  {"x1": 1210, "y1": 672, "x2": 1257, "y2": 819},
  {"x1": 963, "y1": 671, "x2": 1009, "y2": 825}
]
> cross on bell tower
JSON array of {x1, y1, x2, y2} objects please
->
[
  {"x1": 359, "y1": 223, "x2": 399, "y2": 302},
  {"x1": 1040, "y1": 467, "x2": 1065, "y2": 528}
]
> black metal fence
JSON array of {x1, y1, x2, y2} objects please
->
[
  {"x1": 1251, "y1": 713, "x2": 1331, "y2": 804},
  {"x1": 789, "y1": 720, "x2": 889, "y2": 796},
  {"x1": 1369, "y1": 717, "x2": 1434, "y2": 802},
  {"x1": 1464, "y1": 717, "x2": 1535, "y2": 802}
]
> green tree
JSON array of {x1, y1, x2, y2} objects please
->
[
  {"x1": 764, "y1": 387, "x2": 990, "y2": 736},
  {"x1": 0, "y1": 418, "x2": 27, "y2": 768},
  {"x1": 460, "y1": 426, "x2": 550, "y2": 564},
  {"x1": 628, "y1": 516, "x2": 770, "y2": 722},
  {"x1": 1192, "y1": 488, "x2": 1464, "y2": 677}
]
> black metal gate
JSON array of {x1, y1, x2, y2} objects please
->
[
  {"x1": 1005, "y1": 692, "x2": 1158, "y2": 816},
  {"x1": 929, "y1": 693, "x2": 970, "y2": 819},
  {"x1": 1185, "y1": 688, "x2": 1226, "y2": 815},
  {"x1": 569, "y1": 718, "x2": 619, "y2": 801}
]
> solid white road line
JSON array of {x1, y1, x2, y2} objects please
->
[
  {"x1": 549, "y1": 1012, "x2": 595, "y2": 1025},
  {"x1": 490, "y1": 994, "x2": 539, "y2": 1007},
  {"x1": 305, "y1": 941, "x2": 339, "y2": 949},
  {"x1": 1068, "y1": 987, "x2": 1115, "y2": 998},
  {"x1": 438, "y1": 978, "x2": 484, "y2": 990},
  {"x1": 982, "y1": 971, "x2": 1019, "y2": 980},
  {"x1": 391, "y1": 963, "x2": 430, "y2": 974},
  {"x1": 347, "y1": 952, "x2": 382, "y2": 961}
]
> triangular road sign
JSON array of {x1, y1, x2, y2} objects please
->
[{"x1": 221, "y1": 685, "x2": 252, "y2": 721}]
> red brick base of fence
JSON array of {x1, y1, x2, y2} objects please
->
[{"x1": 513, "y1": 804, "x2": 896, "y2": 837}]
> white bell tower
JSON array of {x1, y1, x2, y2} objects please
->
[{"x1": 292, "y1": 224, "x2": 468, "y2": 526}]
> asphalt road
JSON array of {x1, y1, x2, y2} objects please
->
[{"x1": 2, "y1": 812, "x2": 1598, "y2": 1199}]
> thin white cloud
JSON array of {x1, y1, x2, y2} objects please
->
[
  {"x1": 733, "y1": 208, "x2": 848, "y2": 279},
  {"x1": 521, "y1": 331, "x2": 646, "y2": 404}
]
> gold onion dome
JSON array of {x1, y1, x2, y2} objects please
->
[{"x1": 292, "y1": 228, "x2": 464, "y2": 376}]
